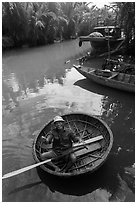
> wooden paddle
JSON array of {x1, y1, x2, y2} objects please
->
[{"x1": 2, "y1": 135, "x2": 103, "y2": 180}]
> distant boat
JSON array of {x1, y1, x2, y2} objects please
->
[
  {"x1": 33, "y1": 113, "x2": 113, "y2": 177},
  {"x1": 79, "y1": 26, "x2": 125, "y2": 50},
  {"x1": 73, "y1": 65, "x2": 135, "y2": 93}
]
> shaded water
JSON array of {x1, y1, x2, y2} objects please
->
[{"x1": 2, "y1": 39, "x2": 135, "y2": 202}]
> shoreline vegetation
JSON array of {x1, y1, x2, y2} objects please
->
[{"x1": 2, "y1": 2, "x2": 134, "y2": 58}]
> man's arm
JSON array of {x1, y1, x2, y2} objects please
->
[
  {"x1": 69, "y1": 131, "x2": 82, "y2": 143},
  {"x1": 41, "y1": 132, "x2": 53, "y2": 144}
]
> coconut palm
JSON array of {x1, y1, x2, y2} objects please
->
[
  {"x1": 108, "y1": 2, "x2": 135, "y2": 55},
  {"x1": 26, "y1": 2, "x2": 58, "y2": 45},
  {"x1": 117, "y1": 2, "x2": 135, "y2": 54},
  {"x1": 78, "y1": 5, "x2": 99, "y2": 36},
  {"x1": 59, "y1": 2, "x2": 83, "y2": 39},
  {"x1": 2, "y1": 2, "x2": 28, "y2": 47}
]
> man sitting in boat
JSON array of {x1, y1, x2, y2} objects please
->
[{"x1": 41, "y1": 116, "x2": 82, "y2": 172}]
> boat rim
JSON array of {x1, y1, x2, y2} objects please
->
[{"x1": 75, "y1": 65, "x2": 134, "y2": 87}]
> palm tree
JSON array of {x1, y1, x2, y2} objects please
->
[
  {"x1": 25, "y1": 2, "x2": 58, "y2": 45},
  {"x1": 78, "y1": 5, "x2": 99, "y2": 36},
  {"x1": 110, "y1": 2, "x2": 135, "y2": 55},
  {"x1": 118, "y1": 2, "x2": 135, "y2": 54},
  {"x1": 2, "y1": 2, "x2": 28, "y2": 47},
  {"x1": 59, "y1": 2, "x2": 83, "y2": 39},
  {"x1": 25, "y1": 2, "x2": 46, "y2": 46}
]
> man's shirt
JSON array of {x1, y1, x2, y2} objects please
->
[{"x1": 46, "y1": 127, "x2": 79, "y2": 154}]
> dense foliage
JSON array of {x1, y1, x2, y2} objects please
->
[
  {"x1": 116, "y1": 2, "x2": 135, "y2": 55},
  {"x1": 2, "y1": 2, "x2": 135, "y2": 55}
]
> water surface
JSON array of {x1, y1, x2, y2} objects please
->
[{"x1": 2, "y1": 39, "x2": 135, "y2": 202}]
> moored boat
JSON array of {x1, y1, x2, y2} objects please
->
[
  {"x1": 33, "y1": 113, "x2": 113, "y2": 177},
  {"x1": 79, "y1": 26, "x2": 124, "y2": 50},
  {"x1": 73, "y1": 65, "x2": 135, "y2": 93}
]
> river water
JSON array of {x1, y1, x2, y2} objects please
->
[{"x1": 2, "y1": 39, "x2": 135, "y2": 202}]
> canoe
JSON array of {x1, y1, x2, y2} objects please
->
[
  {"x1": 33, "y1": 113, "x2": 113, "y2": 177},
  {"x1": 73, "y1": 65, "x2": 135, "y2": 93}
]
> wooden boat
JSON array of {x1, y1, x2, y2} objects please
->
[
  {"x1": 79, "y1": 26, "x2": 124, "y2": 50},
  {"x1": 73, "y1": 65, "x2": 135, "y2": 93},
  {"x1": 33, "y1": 113, "x2": 113, "y2": 177}
]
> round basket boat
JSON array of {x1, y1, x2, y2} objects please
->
[{"x1": 32, "y1": 113, "x2": 113, "y2": 177}]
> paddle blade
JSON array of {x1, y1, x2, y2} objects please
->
[{"x1": 2, "y1": 158, "x2": 51, "y2": 180}]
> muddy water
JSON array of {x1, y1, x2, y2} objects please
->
[{"x1": 2, "y1": 39, "x2": 135, "y2": 201}]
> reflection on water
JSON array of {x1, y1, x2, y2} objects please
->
[
  {"x1": 2, "y1": 67, "x2": 105, "y2": 116},
  {"x1": 2, "y1": 40, "x2": 134, "y2": 202}
]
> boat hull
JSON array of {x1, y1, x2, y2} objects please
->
[
  {"x1": 33, "y1": 113, "x2": 113, "y2": 177},
  {"x1": 74, "y1": 66, "x2": 135, "y2": 93},
  {"x1": 79, "y1": 36, "x2": 124, "y2": 49}
]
